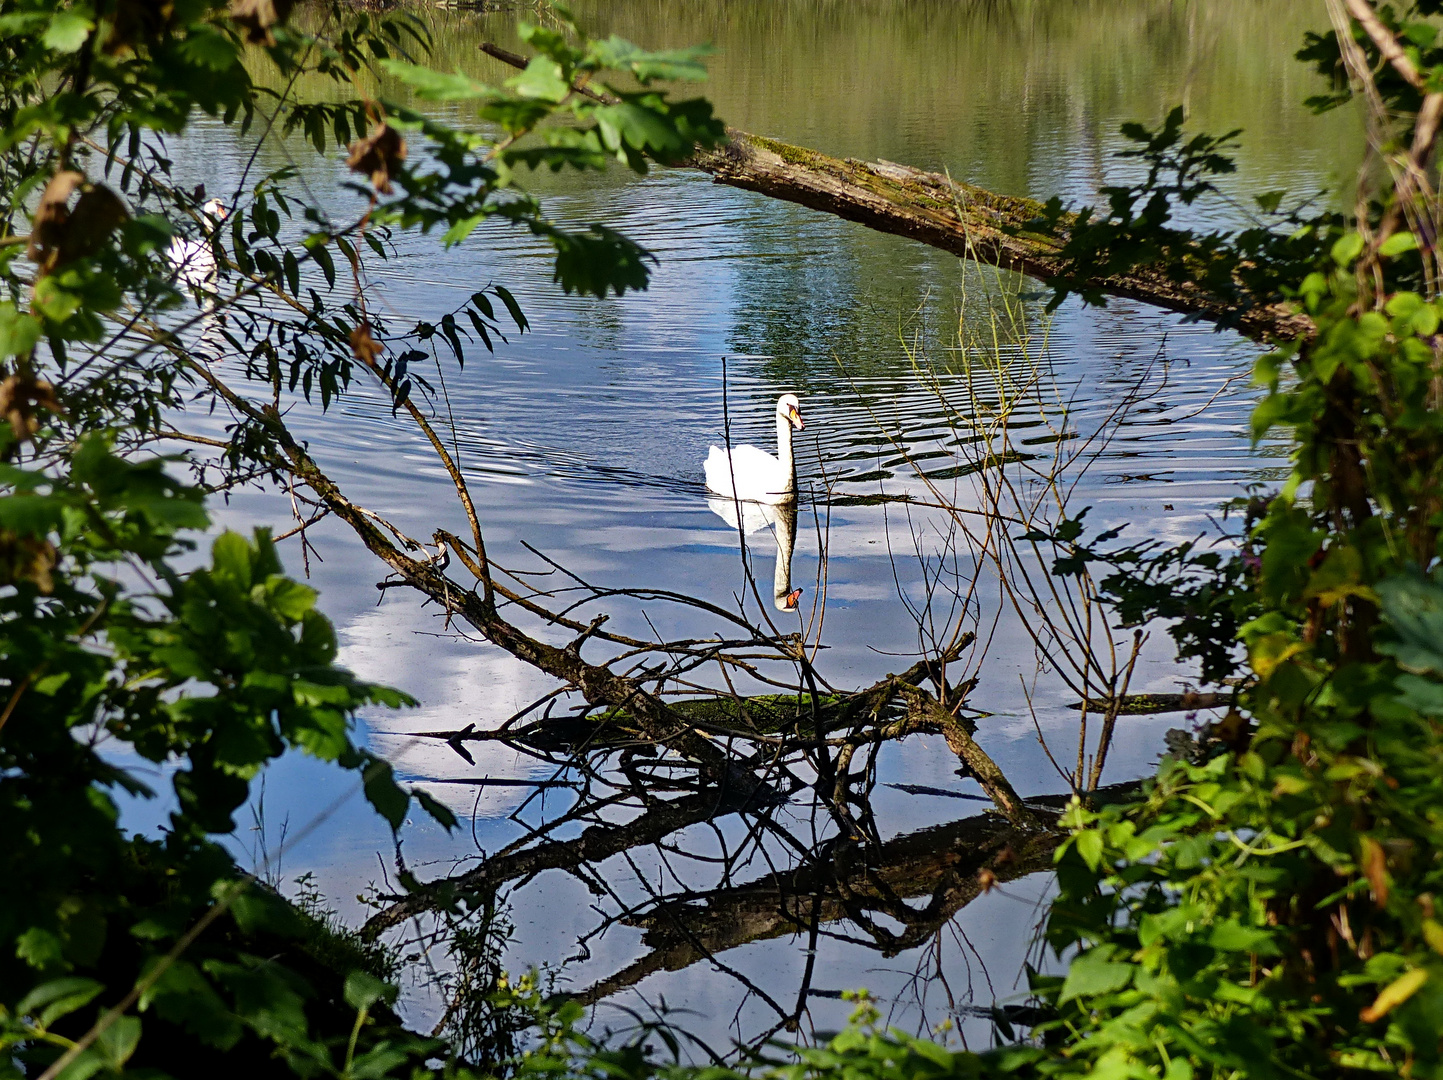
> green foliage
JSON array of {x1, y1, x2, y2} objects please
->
[
  {"x1": 0, "y1": 437, "x2": 464, "y2": 1078},
  {"x1": 0, "y1": 0, "x2": 733, "y2": 1075},
  {"x1": 6, "y1": 0, "x2": 1443, "y2": 1077},
  {"x1": 958, "y1": 3, "x2": 1443, "y2": 1075},
  {"x1": 0, "y1": 0, "x2": 723, "y2": 483},
  {"x1": 1010, "y1": 557, "x2": 1443, "y2": 1077},
  {"x1": 1020, "y1": 103, "x2": 1339, "y2": 327}
]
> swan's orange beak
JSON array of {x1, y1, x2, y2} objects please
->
[
  {"x1": 788, "y1": 406, "x2": 804, "y2": 430},
  {"x1": 784, "y1": 588, "x2": 803, "y2": 609}
]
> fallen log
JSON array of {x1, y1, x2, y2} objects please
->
[
  {"x1": 695, "y1": 136, "x2": 1310, "y2": 343},
  {"x1": 478, "y1": 42, "x2": 1313, "y2": 344}
]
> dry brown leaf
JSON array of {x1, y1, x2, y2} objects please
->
[
  {"x1": 0, "y1": 374, "x2": 65, "y2": 443},
  {"x1": 976, "y1": 868, "x2": 998, "y2": 893},
  {"x1": 1360, "y1": 835, "x2": 1389, "y2": 908},
  {"x1": 27, "y1": 171, "x2": 84, "y2": 270},
  {"x1": 105, "y1": 0, "x2": 177, "y2": 54},
  {"x1": 1360, "y1": 968, "x2": 1428, "y2": 1023},
  {"x1": 347, "y1": 124, "x2": 406, "y2": 195},
  {"x1": 349, "y1": 323, "x2": 383, "y2": 367},
  {"x1": 26, "y1": 174, "x2": 129, "y2": 272},
  {"x1": 59, "y1": 185, "x2": 130, "y2": 264},
  {"x1": 228, "y1": 0, "x2": 295, "y2": 45},
  {"x1": 0, "y1": 530, "x2": 57, "y2": 594}
]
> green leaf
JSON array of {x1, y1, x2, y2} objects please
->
[
  {"x1": 414, "y1": 787, "x2": 458, "y2": 831},
  {"x1": 381, "y1": 60, "x2": 490, "y2": 101},
  {"x1": 1331, "y1": 231, "x2": 1364, "y2": 267},
  {"x1": 18, "y1": 977, "x2": 105, "y2": 1028},
  {"x1": 43, "y1": 10, "x2": 93, "y2": 52},
  {"x1": 362, "y1": 758, "x2": 409, "y2": 830},
  {"x1": 1074, "y1": 828, "x2": 1105, "y2": 871},
  {"x1": 1378, "y1": 574, "x2": 1443, "y2": 676},
  {"x1": 1057, "y1": 948, "x2": 1136, "y2": 1003},
  {"x1": 349, "y1": 1045, "x2": 415, "y2": 1079},
  {"x1": 138, "y1": 959, "x2": 242, "y2": 1049},
  {"x1": 587, "y1": 36, "x2": 712, "y2": 83},
  {"x1": 1207, "y1": 920, "x2": 1274, "y2": 953},
  {"x1": 264, "y1": 576, "x2": 317, "y2": 621},
  {"x1": 0, "y1": 494, "x2": 66, "y2": 535},
  {"x1": 15, "y1": 927, "x2": 65, "y2": 969},
  {"x1": 343, "y1": 970, "x2": 397, "y2": 1011},
  {"x1": 96, "y1": 1015, "x2": 142, "y2": 1070},
  {"x1": 210, "y1": 531, "x2": 254, "y2": 590},
  {"x1": 1253, "y1": 189, "x2": 1285, "y2": 214},
  {"x1": 0, "y1": 302, "x2": 42, "y2": 359},
  {"x1": 1379, "y1": 231, "x2": 1418, "y2": 258},
  {"x1": 492, "y1": 284, "x2": 529, "y2": 331},
  {"x1": 228, "y1": 884, "x2": 304, "y2": 939},
  {"x1": 283, "y1": 249, "x2": 300, "y2": 296},
  {"x1": 508, "y1": 56, "x2": 570, "y2": 103},
  {"x1": 177, "y1": 26, "x2": 238, "y2": 70},
  {"x1": 308, "y1": 238, "x2": 337, "y2": 288}
]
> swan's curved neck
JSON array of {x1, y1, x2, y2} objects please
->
[
  {"x1": 773, "y1": 503, "x2": 797, "y2": 610},
  {"x1": 775, "y1": 413, "x2": 796, "y2": 492}
]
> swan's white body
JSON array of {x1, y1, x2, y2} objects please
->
[
  {"x1": 704, "y1": 393, "x2": 804, "y2": 504},
  {"x1": 167, "y1": 198, "x2": 227, "y2": 294}
]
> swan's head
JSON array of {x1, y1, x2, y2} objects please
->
[
  {"x1": 201, "y1": 198, "x2": 229, "y2": 221},
  {"x1": 776, "y1": 393, "x2": 804, "y2": 431},
  {"x1": 775, "y1": 587, "x2": 803, "y2": 612}
]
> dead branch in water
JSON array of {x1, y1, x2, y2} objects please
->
[{"x1": 568, "y1": 805, "x2": 1061, "y2": 1008}]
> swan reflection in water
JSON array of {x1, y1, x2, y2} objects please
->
[{"x1": 707, "y1": 495, "x2": 801, "y2": 611}]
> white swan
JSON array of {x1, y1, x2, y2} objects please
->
[
  {"x1": 707, "y1": 495, "x2": 801, "y2": 611},
  {"x1": 166, "y1": 198, "x2": 228, "y2": 295},
  {"x1": 704, "y1": 393, "x2": 804, "y2": 504}
]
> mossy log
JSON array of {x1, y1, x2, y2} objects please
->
[
  {"x1": 696, "y1": 134, "x2": 1311, "y2": 342},
  {"x1": 1066, "y1": 691, "x2": 1232, "y2": 715},
  {"x1": 569, "y1": 691, "x2": 905, "y2": 742}
]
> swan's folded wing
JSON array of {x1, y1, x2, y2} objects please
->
[
  {"x1": 706, "y1": 444, "x2": 789, "y2": 502},
  {"x1": 703, "y1": 445, "x2": 733, "y2": 497}
]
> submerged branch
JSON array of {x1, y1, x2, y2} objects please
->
[{"x1": 569, "y1": 806, "x2": 1060, "y2": 1007}]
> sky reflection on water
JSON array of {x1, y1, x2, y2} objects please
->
[{"x1": 133, "y1": 0, "x2": 1354, "y2": 1051}]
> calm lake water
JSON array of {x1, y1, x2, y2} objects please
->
[{"x1": 139, "y1": 0, "x2": 1357, "y2": 1053}]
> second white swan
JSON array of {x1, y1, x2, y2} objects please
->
[{"x1": 704, "y1": 393, "x2": 804, "y2": 504}]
